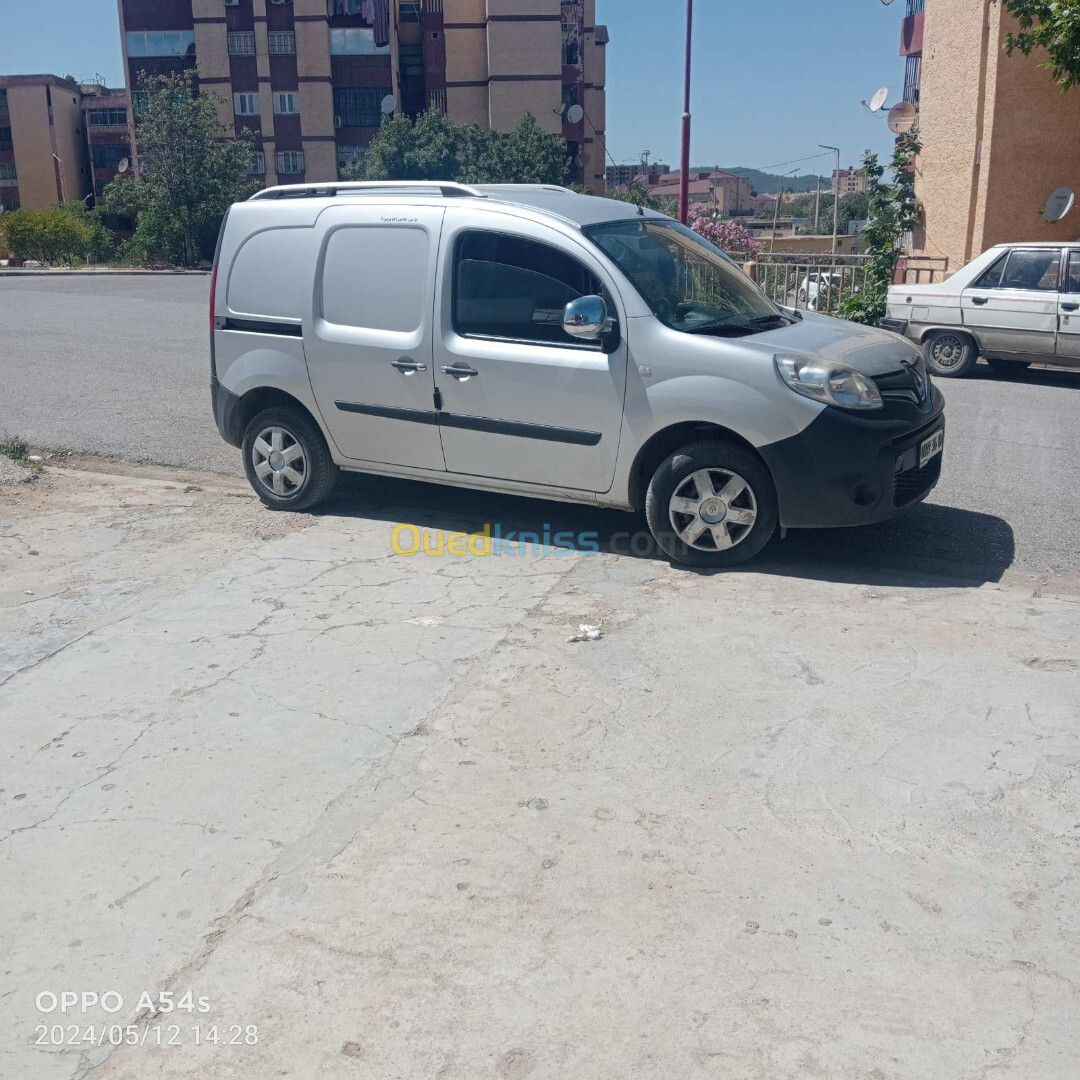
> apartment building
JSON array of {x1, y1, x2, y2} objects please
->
[
  {"x1": 118, "y1": 0, "x2": 608, "y2": 192},
  {"x1": 831, "y1": 167, "x2": 866, "y2": 195},
  {"x1": 899, "y1": 0, "x2": 1080, "y2": 271},
  {"x1": 648, "y1": 169, "x2": 753, "y2": 216},
  {"x1": 606, "y1": 161, "x2": 669, "y2": 189}
]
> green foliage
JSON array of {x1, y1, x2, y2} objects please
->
[
  {"x1": 839, "y1": 134, "x2": 921, "y2": 326},
  {"x1": 781, "y1": 191, "x2": 872, "y2": 235},
  {"x1": 0, "y1": 434, "x2": 30, "y2": 462},
  {"x1": 1002, "y1": 0, "x2": 1080, "y2": 90},
  {"x1": 101, "y1": 71, "x2": 256, "y2": 267},
  {"x1": 607, "y1": 183, "x2": 674, "y2": 214},
  {"x1": 0, "y1": 202, "x2": 114, "y2": 266},
  {"x1": 350, "y1": 108, "x2": 569, "y2": 186}
]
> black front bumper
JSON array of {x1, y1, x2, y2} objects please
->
[
  {"x1": 211, "y1": 376, "x2": 244, "y2": 448},
  {"x1": 758, "y1": 387, "x2": 945, "y2": 529}
]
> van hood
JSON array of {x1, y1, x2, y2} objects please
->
[{"x1": 750, "y1": 309, "x2": 921, "y2": 377}]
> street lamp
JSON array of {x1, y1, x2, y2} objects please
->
[
  {"x1": 679, "y1": 0, "x2": 693, "y2": 223},
  {"x1": 819, "y1": 144, "x2": 840, "y2": 253}
]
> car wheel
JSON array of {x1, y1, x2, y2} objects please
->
[
  {"x1": 923, "y1": 330, "x2": 977, "y2": 377},
  {"x1": 645, "y1": 440, "x2": 779, "y2": 568},
  {"x1": 986, "y1": 358, "x2": 1031, "y2": 377},
  {"x1": 242, "y1": 406, "x2": 338, "y2": 511}
]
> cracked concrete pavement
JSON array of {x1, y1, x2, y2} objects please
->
[{"x1": 2, "y1": 465, "x2": 1080, "y2": 1079}]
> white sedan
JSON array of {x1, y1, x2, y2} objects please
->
[{"x1": 883, "y1": 242, "x2": 1080, "y2": 377}]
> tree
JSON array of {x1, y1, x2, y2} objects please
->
[
  {"x1": 607, "y1": 182, "x2": 675, "y2": 214},
  {"x1": 0, "y1": 202, "x2": 114, "y2": 266},
  {"x1": 685, "y1": 207, "x2": 763, "y2": 260},
  {"x1": 839, "y1": 133, "x2": 921, "y2": 326},
  {"x1": 350, "y1": 108, "x2": 569, "y2": 186},
  {"x1": 101, "y1": 71, "x2": 255, "y2": 266},
  {"x1": 1001, "y1": 0, "x2": 1080, "y2": 91},
  {"x1": 781, "y1": 191, "x2": 871, "y2": 235}
]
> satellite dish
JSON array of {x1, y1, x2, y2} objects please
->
[
  {"x1": 380, "y1": 94, "x2": 397, "y2": 115},
  {"x1": 869, "y1": 87, "x2": 889, "y2": 113},
  {"x1": 886, "y1": 101, "x2": 917, "y2": 133},
  {"x1": 1043, "y1": 186, "x2": 1075, "y2": 223},
  {"x1": 565, "y1": 103, "x2": 584, "y2": 125},
  {"x1": 117, "y1": 157, "x2": 129, "y2": 174}
]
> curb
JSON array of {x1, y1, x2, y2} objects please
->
[{"x1": 0, "y1": 269, "x2": 210, "y2": 277}]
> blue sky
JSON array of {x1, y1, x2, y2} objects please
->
[{"x1": 1, "y1": 0, "x2": 901, "y2": 176}]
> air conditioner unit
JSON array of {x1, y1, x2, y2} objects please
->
[{"x1": 334, "y1": 115, "x2": 342, "y2": 128}]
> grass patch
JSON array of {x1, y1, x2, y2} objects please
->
[{"x1": 0, "y1": 434, "x2": 30, "y2": 462}]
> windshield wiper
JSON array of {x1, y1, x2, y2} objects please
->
[{"x1": 683, "y1": 314, "x2": 788, "y2": 336}]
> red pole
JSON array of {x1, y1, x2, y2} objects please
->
[{"x1": 679, "y1": 0, "x2": 694, "y2": 223}]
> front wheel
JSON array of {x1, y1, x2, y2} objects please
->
[
  {"x1": 986, "y1": 358, "x2": 1031, "y2": 377},
  {"x1": 923, "y1": 330, "x2": 977, "y2": 377},
  {"x1": 242, "y1": 406, "x2": 338, "y2": 511},
  {"x1": 645, "y1": 441, "x2": 779, "y2": 568}
]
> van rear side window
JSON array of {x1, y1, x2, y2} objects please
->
[
  {"x1": 226, "y1": 228, "x2": 313, "y2": 319},
  {"x1": 320, "y1": 226, "x2": 429, "y2": 333}
]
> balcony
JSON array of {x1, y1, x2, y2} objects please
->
[{"x1": 900, "y1": 10, "x2": 924, "y2": 57}]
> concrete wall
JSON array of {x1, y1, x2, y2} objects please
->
[
  {"x1": 5, "y1": 82, "x2": 83, "y2": 211},
  {"x1": 915, "y1": 0, "x2": 1080, "y2": 271}
]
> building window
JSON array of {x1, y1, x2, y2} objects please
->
[
  {"x1": 0, "y1": 127, "x2": 13, "y2": 151},
  {"x1": 234, "y1": 93, "x2": 259, "y2": 116},
  {"x1": 333, "y1": 87, "x2": 388, "y2": 127},
  {"x1": 399, "y1": 2, "x2": 421, "y2": 21},
  {"x1": 273, "y1": 92, "x2": 299, "y2": 115},
  {"x1": 267, "y1": 31, "x2": 296, "y2": 55},
  {"x1": 125, "y1": 30, "x2": 196, "y2": 57},
  {"x1": 0, "y1": 198, "x2": 19, "y2": 212},
  {"x1": 228, "y1": 32, "x2": 256, "y2": 56},
  {"x1": 251, "y1": 150, "x2": 266, "y2": 175},
  {"x1": 90, "y1": 144, "x2": 129, "y2": 169},
  {"x1": 0, "y1": 89, "x2": 8, "y2": 110},
  {"x1": 87, "y1": 108, "x2": 128, "y2": 127},
  {"x1": 276, "y1": 150, "x2": 305, "y2": 174},
  {"x1": 336, "y1": 145, "x2": 366, "y2": 174},
  {"x1": 0, "y1": 162, "x2": 17, "y2": 182},
  {"x1": 561, "y1": 24, "x2": 580, "y2": 66},
  {"x1": 330, "y1": 28, "x2": 388, "y2": 55}
]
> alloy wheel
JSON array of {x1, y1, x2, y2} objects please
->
[
  {"x1": 668, "y1": 468, "x2": 758, "y2": 552},
  {"x1": 251, "y1": 425, "x2": 307, "y2": 499}
]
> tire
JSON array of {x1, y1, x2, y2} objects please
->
[
  {"x1": 644, "y1": 440, "x2": 779, "y2": 568},
  {"x1": 986, "y1": 358, "x2": 1031, "y2": 377},
  {"x1": 242, "y1": 405, "x2": 338, "y2": 512},
  {"x1": 923, "y1": 330, "x2": 977, "y2": 377}
]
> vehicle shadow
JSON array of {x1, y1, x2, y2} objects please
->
[
  {"x1": 319, "y1": 473, "x2": 1014, "y2": 589},
  {"x1": 968, "y1": 362, "x2": 1080, "y2": 390}
]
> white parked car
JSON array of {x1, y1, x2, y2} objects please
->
[
  {"x1": 884, "y1": 242, "x2": 1080, "y2": 377},
  {"x1": 797, "y1": 272, "x2": 843, "y2": 310},
  {"x1": 211, "y1": 182, "x2": 944, "y2": 567}
]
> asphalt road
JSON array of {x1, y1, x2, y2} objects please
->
[{"x1": 2, "y1": 274, "x2": 1079, "y2": 579}]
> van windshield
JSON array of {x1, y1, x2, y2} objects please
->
[{"x1": 585, "y1": 219, "x2": 788, "y2": 336}]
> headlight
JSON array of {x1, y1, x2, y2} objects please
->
[{"x1": 775, "y1": 354, "x2": 883, "y2": 410}]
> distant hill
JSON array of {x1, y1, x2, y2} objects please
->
[{"x1": 691, "y1": 166, "x2": 829, "y2": 194}]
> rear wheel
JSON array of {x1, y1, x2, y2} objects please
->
[
  {"x1": 645, "y1": 440, "x2": 778, "y2": 568},
  {"x1": 923, "y1": 330, "x2": 977, "y2": 377},
  {"x1": 242, "y1": 406, "x2": 338, "y2": 511},
  {"x1": 986, "y1": 358, "x2": 1031, "y2": 377}
]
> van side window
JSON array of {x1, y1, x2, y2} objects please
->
[
  {"x1": 321, "y1": 226, "x2": 429, "y2": 333},
  {"x1": 453, "y1": 230, "x2": 603, "y2": 346}
]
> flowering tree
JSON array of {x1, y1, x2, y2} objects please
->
[{"x1": 685, "y1": 208, "x2": 763, "y2": 261}]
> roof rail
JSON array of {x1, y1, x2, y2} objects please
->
[{"x1": 249, "y1": 181, "x2": 488, "y2": 202}]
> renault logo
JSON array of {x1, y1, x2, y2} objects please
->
[{"x1": 901, "y1": 356, "x2": 927, "y2": 402}]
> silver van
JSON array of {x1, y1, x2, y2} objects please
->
[{"x1": 211, "y1": 182, "x2": 944, "y2": 567}]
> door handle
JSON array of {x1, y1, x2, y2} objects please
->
[
  {"x1": 1062, "y1": 302, "x2": 1079, "y2": 312},
  {"x1": 391, "y1": 358, "x2": 428, "y2": 373},
  {"x1": 440, "y1": 364, "x2": 479, "y2": 379},
  {"x1": 970, "y1": 296, "x2": 988, "y2": 305}
]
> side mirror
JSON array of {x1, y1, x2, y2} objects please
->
[{"x1": 563, "y1": 295, "x2": 612, "y2": 341}]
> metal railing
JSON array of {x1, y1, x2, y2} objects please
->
[{"x1": 739, "y1": 252, "x2": 871, "y2": 315}]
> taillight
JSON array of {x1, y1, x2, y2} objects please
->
[{"x1": 209, "y1": 265, "x2": 218, "y2": 332}]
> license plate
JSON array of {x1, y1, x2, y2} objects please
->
[{"x1": 919, "y1": 428, "x2": 944, "y2": 467}]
